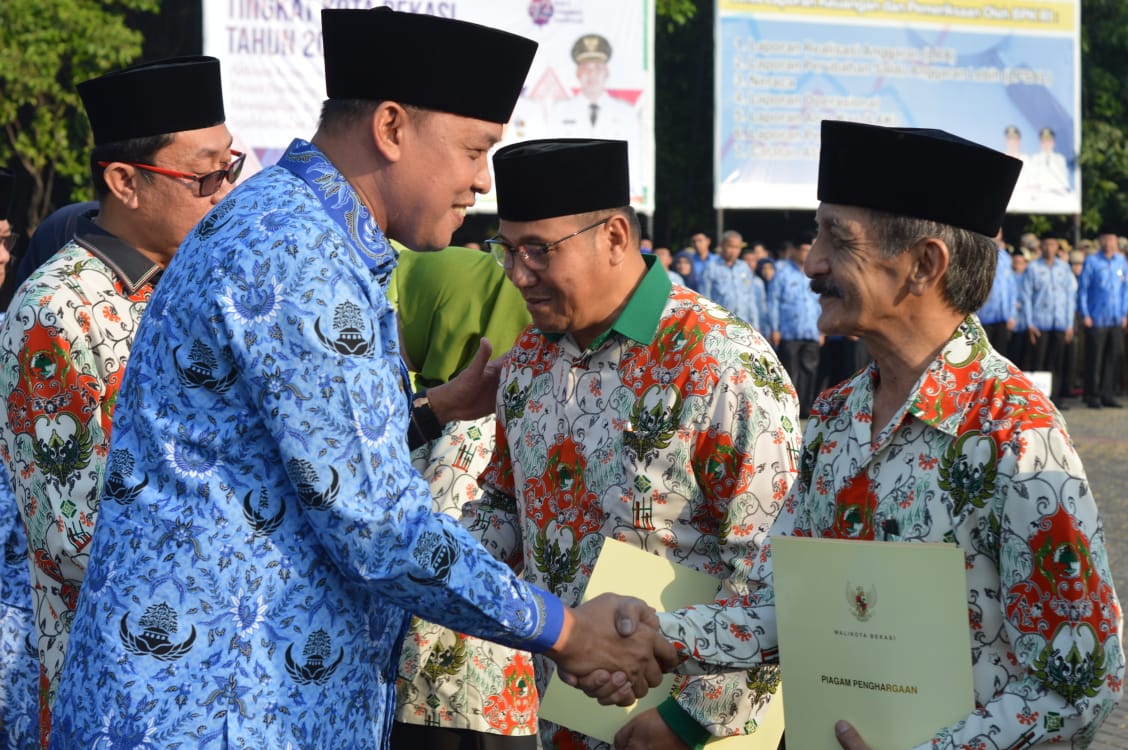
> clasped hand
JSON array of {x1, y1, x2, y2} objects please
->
[{"x1": 548, "y1": 593, "x2": 678, "y2": 706}]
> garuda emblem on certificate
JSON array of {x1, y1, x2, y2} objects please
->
[{"x1": 846, "y1": 582, "x2": 878, "y2": 622}]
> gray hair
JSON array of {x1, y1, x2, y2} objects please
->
[
  {"x1": 721, "y1": 229, "x2": 743, "y2": 245},
  {"x1": 865, "y1": 209, "x2": 997, "y2": 314}
]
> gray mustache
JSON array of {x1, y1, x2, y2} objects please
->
[{"x1": 809, "y1": 278, "x2": 840, "y2": 296}]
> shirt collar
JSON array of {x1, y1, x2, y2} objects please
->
[
  {"x1": 906, "y1": 315, "x2": 993, "y2": 436},
  {"x1": 72, "y1": 215, "x2": 163, "y2": 293},
  {"x1": 277, "y1": 138, "x2": 396, "y2": 284},
  {"x1": 542, "y1": 254, "x2": 670, "y2": 349}
]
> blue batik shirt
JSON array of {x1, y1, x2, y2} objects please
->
[
  {"x1": 0, "y1": 399, "x2": 38, "y2": 749},
  {"x1": 1022, "y1": 257, "x2": 1076, "y2": 331},
  {"x1": 767, "y1": 258, "x2": 821, "y2": 340},
  {"x1": 1078, "y1": 251, "x2": 1128, "y2": 327},
  {"x1": 977, "y1": 247, "x2": 1018, "y2": 326},
  {"x1": 49, "y1": 139, "x2": 564, "y2": 750},
  {"x1": 699, "y1": 259, "x2": 759, "y2": 329}
]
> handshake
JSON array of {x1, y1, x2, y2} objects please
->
[{"x1": 545, "y1": 593, "x2": 678, "y2": 706}]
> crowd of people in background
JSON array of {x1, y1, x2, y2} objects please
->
[{"x1": 645, "y1": 225, "x2": 1128, "y2": 417}]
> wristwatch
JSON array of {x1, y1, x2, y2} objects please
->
[{"x1": 408, "y1": 391, "x2": 443, "y2": 450}]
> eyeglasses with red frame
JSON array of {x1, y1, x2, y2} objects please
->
[{"x1": 97, "y1": 149, "x2": 246, "y2": 197}]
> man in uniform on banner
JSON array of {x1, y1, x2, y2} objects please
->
[
  {"x1": 551, "y1": 34, "x2": 644, "y2": 200},
  {"x1": 48, "y1": 10, "x2": 674, "y2": 749},
  {"x1": 472, "y1": 138, "x2": 800, "y2": 749}
]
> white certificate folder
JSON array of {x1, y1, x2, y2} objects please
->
[
  {"x1": 538, "y1": 538, "x2": 785, "y2": 747},
  {"x1": 771, "y1": 536, "x2": 974, "y2": 750}
]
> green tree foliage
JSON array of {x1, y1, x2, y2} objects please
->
[
  {"x1": 656, "y1": 0, "x2": 699, "y2": 31},
  {"x1": 0, "y1": 0, "x2": 158, "y2": 232},
  {"x1": 1080, "y1": 0, "x2": 1128, "y2": 234}
]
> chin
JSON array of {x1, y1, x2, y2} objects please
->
[{"x1": 817, "y1": 313, "x2": 846, "y2": 337}]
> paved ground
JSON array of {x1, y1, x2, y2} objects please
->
[{"x1": 1057, "y1": 403, "x2": 1128, "y2": 749}]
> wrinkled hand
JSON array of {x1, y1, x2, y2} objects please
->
[
  {"x1": 613, "y1": 707, "x2": 688, "y2": 749},
  {"x1": 835, "y1": 720, "x2": 871, "y2": 750},
  {"x1": 549, "y1": 594, "x2": 677, "y2": 707},
  {"x1": 426, "y1": 337, "x2": 503, "y2": 423}
]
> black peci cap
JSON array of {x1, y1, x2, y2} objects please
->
[
  {"x1": 322, "y1": 8, "x2": 537, "y2": 125},
  {"x1": 493, "y1": 139, "x2": 629, "y2": 222},
  {"x1": 78, "y1": 56, "x2": 225, "y2": 145},
  {"x1": 817, "y1": 120, "x2": 1021, "y2": 237}
]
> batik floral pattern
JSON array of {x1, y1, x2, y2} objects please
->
[
  {"x1": 396, "y1": 417, "x2": 538, "y2": 735},
  {"x1": 471, "y1": 285, "x2": 801, "y2": 746},
  {"x1": 0, "y1": 451, "x2": 37, "y2": 750},
  {"x1": 0, "y1": 246, "x2": 154, "y2": 744},
  {"x1": 46, "y1": 140, "x2": 562, "y2": 749},
  {"x1": 657, "y1": 317, "x2": 1124, "y2": 749}
]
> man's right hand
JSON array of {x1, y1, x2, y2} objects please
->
[{"x1": 547, "y1": 593, "x2": 677, "y2": 706}]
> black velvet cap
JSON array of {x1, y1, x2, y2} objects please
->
[
  {"x1": 322, "y1": 9, "x2": 537, "y2": 124},
  {"x1": 493, "y1": 139, "x2": 629, "y2": 221},
  {"x1": 78, "y1": 57, "x2": 225, "y2": 145},
  {"x1": 0, "y1": 169, "x2": 12, "y2": 221},
  {"x1": 817, "y1": 120, "x2": 1022, "y2": 237}
]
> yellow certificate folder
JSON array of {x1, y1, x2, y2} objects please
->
[
  {"x1": 538, "y1": 538, "x2": 784, "y2": 747},
  {"x1": 771, "y1": 536, "x2": 974, "y2": 750}
]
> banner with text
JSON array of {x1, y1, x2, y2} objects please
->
[
  {"x1": 715, "y1": 0, "x2": 1080, "y2": 214},
  {"x1": 203, "y1": 0, "x2": 655, "y2": 212}
]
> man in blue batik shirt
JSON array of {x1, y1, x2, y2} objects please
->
[
  {"x1": 685, "y1": 230, "x2": 718, "y2": 292},
  {"x1": 1078, "y1": 228, "x2": 1128, "y2": 408},
  {"x1": 700, "y1": 229, "x2": 760, "y2": 328},
  {"x1": 976, "y1": 228, "x2": 1017, "y2": 355},
  {"x1": 49, "y1": 10, "x2": 673, "y2": 750},
  {"x1": 768, "y1": 240, "x2": 823, "y2": 417},
  {"x1": 1021, "y1": 235, "x2": 1076, "y2": 406}
]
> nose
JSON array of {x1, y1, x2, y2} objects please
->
[
  {"x1": 212, "y1": 177, "x2": 235, "y2": 204},
  {"x1": 506, "y1": 253, "x2": 539, "y2": 289},
  {"x1": 804, "y1": 239, "x2": 829, "y2": 278},
  {"x1": 473, "y1": 160, "x2": 492, "y2": 195}
]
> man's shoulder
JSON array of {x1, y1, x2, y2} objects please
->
[
  {"x1": 190, "y1": 167, "x2": 312, "y2": 238},
  {"x1": 662, "y1": 290, "x2": 767, "y2": 347},
  {"x1": 16, "y1": 242, "x2": 104, "y2": 295}
]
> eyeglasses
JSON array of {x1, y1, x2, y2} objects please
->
[
  {"x1": 0, "y1": 233, "x2": 18, "y2": 252},
  {"x1": 97, "y1": 149, "x2": 246, "y2": 197},
  {"x1": 486, "y1": 217, "x2": 610, "y2": 271}
]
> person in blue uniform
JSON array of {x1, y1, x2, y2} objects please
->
[{"x1": 48, "y1": 10, "x2": 673, "y2": 749}]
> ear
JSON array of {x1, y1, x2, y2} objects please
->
[
  {"x1": 371, "y1": 102, "x2": 412, "y2": 163},
  {"x1": 908, "y1": 237, "x2": 950, "y2": 296},
  {"x1": 101, "y1": 164, "x2": 143, "y2": 209},
  {"x1": 605, "y1": 213, "x2": 632, "y2": 265}
]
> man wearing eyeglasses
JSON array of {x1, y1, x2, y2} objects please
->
[
  {"x1": 47, "y1": 11, "x2": 676, "y2": 750},
  {"x1": 470, "y1": 139, "x2": 800, "y2": 749},
  {"x1": 0, "y1": 56, "x2": 237, "y2": 746}
]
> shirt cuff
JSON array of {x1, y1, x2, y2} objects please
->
[
  {"x1": 656, "y1": 696, "x2": 712, "y2": 749},
  {"x1": 522, "y1": 584, "x2": 567, "y2": 653}
]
